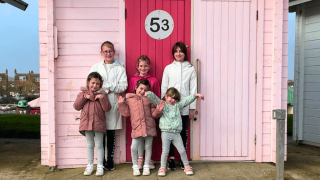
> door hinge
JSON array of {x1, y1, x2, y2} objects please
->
[
  {"x1": 254, "y1": 135, "x2": 257, "y2": 145},
  {"x1": 125, "y1": 8, "x2": 127, "y2": 19},
  {"x1": 255, "y1": 73, "x2": 257, "y2": 83},
  {"x1": 256, "y1": 10, "x2": 258, "y2": 20}
]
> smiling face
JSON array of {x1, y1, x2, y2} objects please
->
[
  {"x1": 137, "y1": 60, "x2": 150, "y2": 76},
  {"x1": 135, "y1": 84, "x2": 149, "y2": 97},
  {"x1": 165, "y1": 94, "x2": 177, "y2": 105},
  {"x1": 87, "y1": 78, "x2": 101, "y2": 92},
  {"x1": 174, "y1": 47, "x2": 185, "y2": 62},
  {"x1": 100, "y1": 45, "x2": 115, "y2": 64}
]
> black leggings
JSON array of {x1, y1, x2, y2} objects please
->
[
  {"x1": 103, "y1": 130, "x2": 115, "y2": 161},
  {"x1": 169, "y1": 115, "x2": 189, "y2": 158}
]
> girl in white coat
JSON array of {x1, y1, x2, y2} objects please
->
[
  {"x1": 89, "y1": 41, "x2": 128, "y2": 171},
  {"x1": 161, "y1": 42, "x2": 197, "y2": 170}
]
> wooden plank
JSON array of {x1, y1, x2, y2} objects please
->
[
  {"x1": 59, "y1": 44, "x2": 120, "y2": 56},
  {"x1": 56, "y1": 79, "x2": 86, "y2": 90},
  {"x1": 264, "y1": 44, "x2": 273, "y2": 56},
  {"x1": 56, "y1": 20, "x2": 119, "y2": 32},
  {"x1": 305, "y1": 31, "x2": 320, "y2": 41},
  {"x1": 263, "y1": 89, "x2": 271, "y2": 100},
  {"x1": 265, "y1": 0, "x2": 273, "y2": 9},
  {"x1": 306, "y1": 21, "x2": 320, "y2": 33},
  {"x1": 303, "y1": 133, "x2": 320, "y2": 144},
  {"x1": 55, "y1": 8, "x2": 118, "y2": 20},
  {"x1": 56, "y1": 56, "x2": 102, "y2": 67},
  {"x1": 304, "y1": 66, "x2": 320, "y2": 75},
  {"x1": 39, "y1": 7, "x2": 46, "y2": 20},
  {"x1": 304, "y1": 117, "x2": 320, "y2": 126},
  {"x1": 306, "y1": 4, "x2": 320, "y2": 17},
  {"x1": 227, "y1": 1, "x2": 236, "y2": 157},
  {"x1": 40, "y1": 56, "x2": 47, "y2": 68},
  {"x1": 303, "y1": 100, "x2": 320, "y2": 108},
  {"x1": 56, "y1": 113, "x2": 81, "y2": 125},
  {"x1": 57, "y1": 90, "x2": 79, "y2": 102},
  {"x1": 40, "y1": 79, "x2": 48, "y2": 91},
  {"x1": 39, "y1": 20, "x2": 47, "y2": 32},
  {"x1": 264, "y1": 21, "x2": 273, "y2": 32},
  {"x1": 41, "y1": 114, "x2": 48, "y2": 125},
  {"x1": 264, "y1": 10, "x2": 273, "y2": 20},
  {"x1": 234, "y1": 1, "x2": 244, "y2": 157},
  {"x1": 57, "y1": 125, "x2": 81, "y2": 137},
  {"x1": 264, "y1": 33, "x2": 273, "y2": 43},
  {"x1": 304, "y1": 92, "x2": 320, "y2": 100},
  {"x1": 58, "y1": 32, "x2": 119, "y2": 44},
  {"x1": 263, "y1": 122, "x2": 271, "y2": 134},
  {"x1": 306, "y1": 12, "x2": 320, "y2": 24},
  {"x1": 55, "y1": 0, "x2": 118, "y2": 7},
  {"x1": 57, "y1": 67, "x2": 90, "y2": 79},
  {"x1": 213, "y1": 1, "x2": 222, "y2": 157},
  {"x1": 305, "y1": 49, "x2": 320, "y2": 58},
  {"x1": 305, "y1": 40, "x2": 320, "y2": 49},
  {"x1": 264, "y1": 56, "x2": 272, "y2": 67},
  {"x1": 304, "y1": 83, "x2": 320, "y2": 91},
  {"x1": 57, "y1": 102, "x2": 78, "y2": 113},
  {"x1": 202, "y1": 0, "x2": 209, "y2": 156},
  {"x1": 304, "y1": 108, "x2": 320, "y2": 118}
]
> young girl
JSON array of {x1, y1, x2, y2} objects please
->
[
  {"x1": 127, "y1": 55, "x2": 160, "y2": 170},
  {"x1": 73, "y1": 72, "x2": 112, "y2": 177},
  {"x1": 161, "y1": 42, "x2": 197, "y2": 170},
  {"x1": 89, "y1": 41, "x2": 128, "y2": 171},
  {"x1": 118, "y1": 79, "x2": 164, "y2": 176},
  {"x1": 145, "y1": 88, "x2": 204, "y2": 176}
]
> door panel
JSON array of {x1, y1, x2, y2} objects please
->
[{"x1": 126, "y1": 0, "x2": 191, "y2": 162}]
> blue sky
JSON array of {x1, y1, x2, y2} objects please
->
[{"x1": 0, "y1": 1, "x2": 295, "y2": 79}]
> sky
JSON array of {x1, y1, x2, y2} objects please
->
[{"x1": 0, "y1": 1, "x2": 295, "y2": 79}]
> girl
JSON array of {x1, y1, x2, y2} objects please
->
[
  {"x1": 118, "y1": 79, "x2": 164, "y2": 176},
  {"x1": 73, "y1": 72, "x2": 111, "y2": 176},
  {"x1": 89, "y1": 41, "x2": 128, "y2": 171},
  {"x1": 127, "y1": 55, "x2": 160, "y2": 170},
  {"x1": 145, "y1": 88, "x2": 204, "y2": 176},
  {"x1": 161, "y1": 42, "x2": 197, "y2": 170}
]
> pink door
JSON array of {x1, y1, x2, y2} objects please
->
[
  {"x1": 126, "y1": 0, "x2": 191, "y2": 161},
  {"x1": 197, "y1": 0, "x2": 257, "y2": 160}
]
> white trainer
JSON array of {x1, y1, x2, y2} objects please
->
[
  {"x1": 95, "y1": 164, "x2": 104, "y2": 176},
  {"x1": 83, "y1": 164, "x2": 93, "y2": 176},
  {"x1": 143, "y1": 165, "x2": 150, "y2": 176},
  {"x1": 132, "y1": 164, "x2": 141, "y2": 176}
]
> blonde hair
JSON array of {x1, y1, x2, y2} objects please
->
[
  {"x1": 100, "y1": 41, "x2": 115, "y2": 52},
  {"x1": 136, "y1": 55, "x2": 151, "y2": 75}
]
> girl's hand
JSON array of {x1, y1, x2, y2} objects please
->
[
  {"x1": 195, "y1": 94, "x2": 204, "y2": 100},
  {"x1": 118, "y1": 96, "x2": 125, "y2": 103},
  {"x1": 157, "y1": 101, "x2": 165, "y2": 111},
  {"x1": 144, "y1": 91, "x2": 149, "y2": 96},
  {"x1": 85, "y1": 93, "x2": 91, "y2": 99},
  {"x1": 95, "y1": 94, "x2": 102, "y2": 100}
]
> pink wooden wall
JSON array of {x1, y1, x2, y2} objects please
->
[{"x1": 39, "y1": 0, "x2": 288, "y2": 167}]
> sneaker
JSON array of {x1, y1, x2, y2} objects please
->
[
  {"x1": 96, "y1": 164, "x2": 104, "y2": 177},
  {"x1": 142, "y1": 165, "x2": 150, "y2": 176},
  {"x1": 168, "y1": 158, "x2": 176, "y2": 170},
  {"x1": 132, "y1": 165, "x2": 141, "y2": 176},
  {"x1": 105, "y1": 159, "x2": 114, "y2": 171},
  {"x1": 149, "y1": 160, "x2": 155, "y2": 169},
  {"x1": 184, "y1": 165, "x2": 193, "y2": 176},
  {"x1": 83, "y1": 163, "x2": 93, "y2": 176},
  {"x1": 138, "y1": 158, "x2": 144, "y2": 170},
  {"x1": 158, "y1": 166, "x2": 166, "y2": 176},
  {"x1": 179, "y1": 160, "x2": 184, "y2": 170}
]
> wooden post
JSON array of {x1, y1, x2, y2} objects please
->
[{"x1": 272, "y1": 109, "x2": 286, "y2": 180}]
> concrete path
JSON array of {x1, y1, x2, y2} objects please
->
[{"x1": 0, "y1": 137, "x2": 319, "y2": 180}]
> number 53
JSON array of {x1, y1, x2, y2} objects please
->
[{"x1": 150, "y1": 17, "x2": 169, "y2": 32}]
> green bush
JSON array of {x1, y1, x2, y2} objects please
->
[
  {"x1": 0, "y1": 114, "x2": 40, "y2": 139},
  {"x1": 287, "y1": 114, "x2": 293, "y2": 136}
]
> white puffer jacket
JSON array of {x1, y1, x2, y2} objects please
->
[
  {"x1": 89, "y1": 58, "x2": 128, "y2": 130},
  {"x1": 161, "y1": 60, "x2": 197, "y2": 115}
]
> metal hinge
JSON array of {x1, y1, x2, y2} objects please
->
[
  {"x1": 255, "y1": 135, "x2": 257, "y2": 145},
  {"x1": 256, "y1": 10, "x2": 258, "y2": 20},
  {"x1": 255, "y1": 73, "x2": 257, "y2": 83},
  {"x1": 125, "y1": 8, "x2": 127, "y2": 19}
]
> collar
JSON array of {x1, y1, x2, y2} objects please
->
[{"x1": 133, "y1": 73, "x2": 152, "y2": 79}]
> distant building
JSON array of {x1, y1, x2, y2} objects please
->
[
  {"x1": 13, "y1": 69, "x2": 40, "y2": 96},
  {"x1": 0, "y1": 69, "x2": 9, "y2": 97}
]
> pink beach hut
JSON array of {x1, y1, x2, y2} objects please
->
[{"x1": 39, "y1": 0, "x2": 288, "y2": 168}]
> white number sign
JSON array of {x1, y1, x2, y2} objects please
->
[{"x1": 145, "y1": 10, "x2": 174, "y2": 40}]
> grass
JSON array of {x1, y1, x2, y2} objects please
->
[
  {"x1": 287, "y1": 114, "x2": 293, "y2": 136},
  {"x1": 0, "y1": 114, "x2": 40, "y2": 139}
]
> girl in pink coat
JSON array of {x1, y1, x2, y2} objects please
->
[{"x1": 127, "y1": 55, "x2": 161, "y2": 169}]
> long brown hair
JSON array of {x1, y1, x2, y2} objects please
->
[{"x1": 136, "y1": 55, "x2": 151, "y2": 75}]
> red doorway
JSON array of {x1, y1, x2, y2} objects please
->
[{"x1": 125, "y1": 0, "x2": 191, "y2": 162}]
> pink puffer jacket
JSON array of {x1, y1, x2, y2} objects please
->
[
  {"x1": 118, "y1": 94, "x2": 163, "y2": 138},
  {"x1": 73, "y1": 88, "x2": 111, "y2": 136}
]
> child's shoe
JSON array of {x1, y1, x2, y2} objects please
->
[
  {"x1": 95, "y1": 164, "x2": 104, "y2": 176},
  {"x1": 179, "y1": 160, "x2": 184, "y2": 170},
  {"x1": 168, "y1": 157, "x2": 176, "y2": 170},
  {"x1": 142, "y1": 165, "x2": 150, "y2": 176},
  {"x1": 138, "y1": 157, "x2": 144, "y2": 170},
  {"x1": 158, "y1": 166, "x2": 166, "y2": 177},
  {"x1": 184, "y1": 165, "x2": 193, "y2": 176},
  {"x1": 132, "y1": 164, "x2": 141, "y2": 176},
  {"x1": 83, "y1": 163, "x2": 93, "y2": 176},
  {"x1": 105, "y1": 159, "x2": 114, "y2": 171},
  {"x1": 149, "y1": 160, "x2": 155, "y2": 169}
]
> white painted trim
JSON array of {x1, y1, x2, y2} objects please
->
[
  {"x1": 298, "y1": 4, "x2": 306, "y2": 141},
  {"x1": 289, "y1": 0, "x2": 312, "y2": 7}
]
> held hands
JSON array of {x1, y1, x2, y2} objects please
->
[
  {"x1": 118, "y1": 96, "x2": 125, "y2": 103},
  {"x1": 95, "y1": 94, "x2": 102, "y2": 100},
  {"x1": 195, "y1": 94, "x2": 204, "y2": 100},
  {"x1": 156, "y1": 101, "x2": 165, "y2": 111},
  {"x1": 144, "y1": 91, "x2": 149, "y2": 97},
  {"x1": 85, "y1": 93, "x2": 91, "y2": 99}
]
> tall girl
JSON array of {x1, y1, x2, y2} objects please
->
[
  {"x1": 89, "y1": 41, "x2": 128, "y2": 171},
  {"x1": 73, "y1": 72, "x2": 111, "y2": 176},
  {"x1": 118, "y1": 79, "x2": 164, "y2": 176},
  {"x1": 127, "y1": 55, "x2": 160, "y2": 169},
  {"x1": 161, "y1": 42, "x2": 197, "y2": 170}
]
